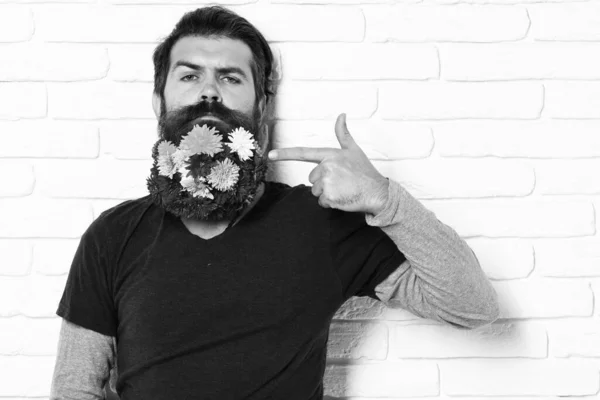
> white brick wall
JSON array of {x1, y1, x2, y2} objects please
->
[{"x1": 1, "y1": 1, "x2": 599, "y2": 398}]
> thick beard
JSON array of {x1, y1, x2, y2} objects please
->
[{"x1": 146, "y1": 101, "x2": 269, "y2": 222}]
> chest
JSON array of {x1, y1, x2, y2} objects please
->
[{"x1": 113, "y1": 220, "x2": 343, "y2": 345}]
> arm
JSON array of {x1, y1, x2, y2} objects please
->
[
  {"x1": 50, "y1": 318, "x2": 117, "y2": 399},
  {"x1": 368, "y1": 179, "x2": 500, "y2": 329}
]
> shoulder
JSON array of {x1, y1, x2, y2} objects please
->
[{"x1": 85, "y1": 195, "x2": 155, "y2": 240}]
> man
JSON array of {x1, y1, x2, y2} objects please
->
[{"x1": 50, "y1": 6, "x2": 499, "y2": 399}]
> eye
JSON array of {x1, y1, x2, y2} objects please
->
[
  {"x1": 181, "y1": 74, "x2": 197, "y2": 82},
  {"x1": 222, "y1": 76, "x2": 241, "y2": 84}
]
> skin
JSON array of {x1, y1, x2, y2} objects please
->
[
  {"x1": 151, "y1": 36, "x2": 389, "y2": 239},
  {"x1": 151, "y1": 36, "x2": 267, "y2": 237}
]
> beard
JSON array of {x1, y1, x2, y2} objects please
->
[{"x1": 146, "y1": 100, "x2": 269, "y2": 222}]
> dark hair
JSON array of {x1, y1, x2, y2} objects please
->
[{"x1": 152, "y1": 6, "x2": 275, "y2": 117}]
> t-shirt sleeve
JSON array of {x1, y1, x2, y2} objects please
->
[
  {"x1": 329, "y1": 208, "x2": 407, "y2": 301},
  {"x1": 57, "y1": 215, "x2": 118, "y2": 337}
]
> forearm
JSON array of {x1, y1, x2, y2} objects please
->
[
  {"x1": 50, "y1": 319, "x2": 116, "y2": 399},
  {"x1": 367, "y1": 179, "x2": 500, "y2": 329}
]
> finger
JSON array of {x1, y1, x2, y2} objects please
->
[
  {"x1": 269, "y1": 147, "x2": 339, "y2": 163},
  {"x1": 311, "y1": 180, "x2": 323, "y2": 197},
  {"x1": 308, "y1": 165, "x2": 323, "y2": 184},
  {"x1": 334, "y1": 113, "x2": 356, "y2": 150}
]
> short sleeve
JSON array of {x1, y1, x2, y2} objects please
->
[
  {"x1": 329, "y1": 208, "x2": 406, "y2": 301},
  {"x1": 57, "y1": 216, "x2": 118, "y2": 337}
]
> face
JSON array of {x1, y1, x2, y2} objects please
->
[
  {"x1": 158, "y1": 35, "x2": 256, "y2": 120},
  {"x1": 147, "y1": 35, "x2": 270, "y2": 222}
]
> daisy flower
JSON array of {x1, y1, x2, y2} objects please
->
[
  {"x1": 225, "y1": 127, "x2": 255, "y2": 161},
  {"x1": 180, "y1": 174, "x2": 214, "y2": 199},
  {"x1": 179, "y1": 124, "x2": 224, "y2": 157},
  {"x1": 156, "y1": 140, "x2": 178, "y2": 178},
  {"x1": 207, "y1": 158, "x2": 240, "y2": 191},
  {"x1": 172, "y1": 148, "x2": 192, "y2": 173}
]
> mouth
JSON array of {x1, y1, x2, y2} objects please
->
[{"x1": 191, "y1": 115, "x2": 221, "y2": 125}]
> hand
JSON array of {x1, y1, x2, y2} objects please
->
[{"x1": 268, "y1": 113, "x2": 389, "y2": 215}]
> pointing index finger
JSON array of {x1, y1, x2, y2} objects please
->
[{"x1": 269, "y1": 147, "x2": 339, "y2": 163}]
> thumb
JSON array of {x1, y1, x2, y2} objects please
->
[{"x1": 335, "y1": 113, "x2": 356, "y2": 150}]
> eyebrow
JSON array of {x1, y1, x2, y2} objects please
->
[{"x1": 172, "y1": 60, "x2": 249, "y2": 80}]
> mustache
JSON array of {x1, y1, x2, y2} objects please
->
[{"x1": 158, "y1": 101, "x2": 259, "y2": 144}]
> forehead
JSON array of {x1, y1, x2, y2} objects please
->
[{"x1": 169, "y1": 36, "x2": 254, "y2": 73}]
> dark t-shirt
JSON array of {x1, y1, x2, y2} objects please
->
[{"x1": 57, "y1": 180, "x2": 405, "y2": 400}]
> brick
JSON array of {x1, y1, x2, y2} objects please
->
[
  {"x1": 275, "y1": 82, "x2": 377, "y2": 120},
  {"x1": 0, "y1": 83, "x2": 46, "y2": 119},
  {"x1": 279, "y1": 44, "x2": 438, "y2": 80},
  {"x1": 0, "y1": 317, "x2": 23, "y2": 354},
  {"x1": 32, "y1": 239, "x2": 79, "y2": 276},
  {"x1": 0, "y1": 162, "x2": 34, "y2": 197},
  {"x1": 238, "y1": 6, "x2": 364, "y2": 42},
  {"x1": 333, "y1": 296, "x2": 386, "y2": 320},
  {"x1": 100, "y1": 120, "x2": 158, "y2": 160},
  {"x1": 36, "y1": 159, "x2": 151, "y2": 199},
  {"x1": 0, "y1": 7, "x2": 33, "y2": 42},
  {"x1": 48, "y1": 82, "x2": 154, "y2": 119},
  {"x1": 22, "y1": 317, "x2": 62, "y2": 355},
  {"x1": 35, "y1": 5, "x2": 183, "y2": 43},
  {"x1": 493, "y1": 280, "x2": 593, "y2": 319},
  {"x1": 324, "y1": 363, "x2": 439, "y2": 397},
  {"x1": 0, "y1": 44, "x2": 108, "y2": 81},
  {"x1": 530, "y1": 3, "x2": 600, "y2": 41},
  {"x1": 422, "y1": 199, "x2": 594, "y2": 238},
  {"x1": 21, "y1": 275, "x2": 67, "y2": 317},
  {"x1": 466, "y1": 239, "x2": 533, "y2": 280},
  {"x1": 534, "y1": 238, "x2": 600, "y2": 278},
  {"x1": 327, "y1": 322, "x2": 387, "y2": 360},
  {"x1": 0, "y1": 241, "x2": 32, "y2": 276},
  {"x1": 372, "y1": 159, "x2": 534, "y2": 199},
  {"x1": 0, "y1": 199, "x2": 93, "y2": 238},
  {"x1": 549, "y1": 319, "x2": 600, "y2": 358},
  {"x1": 108, "y1": 44, "x2": 155, "y2": 82},
  {"x1": 0, "y1": 279, "x2": 27, "y2": 316},
  {"x1": 36, "y1": 5, "x2": 364, "y2": 43},
  {"x1": 378, "y1": 82, "x2": 543, "y2": 120},
  {"x1": 273, "y1": 120, "x2": 433, "y2": 161},
  {"x1": 441, "y1": 43, "x2": 600, "y2": 81},
  {"x1": 544, "y1": 82, "x2": 600, "y2": 119},
  {"x1": 435, "y1": 120, "x2": 600, "y2": 158},
  {"x1": 536, "y1": 160, "x2": 600, "y2": 195},
  {"x1": 441, "y1": 359, "x2": 599, "y2": 396},
  {"x1": 365, "y1": 5, "x2": 528, "y2": 42},
  {"x1": 0, "y1": 355, "x2": 55, "y2": 396},
  {"x1": 0, "y1": 121, "x2": 99, "y2": 159},
  {"x1": 390, "y1": 321, "x2": 546, "y2": 358}
]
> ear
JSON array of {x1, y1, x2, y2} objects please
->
[{"x1": 151, "y1": 92, "x2": 161, "y2": 119}]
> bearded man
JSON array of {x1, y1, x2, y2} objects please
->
[{"x1": 50, "y1": 6, "x2": 499, "y2": 399}]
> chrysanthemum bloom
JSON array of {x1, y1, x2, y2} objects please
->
[
  {"x1": 172, "y1": 148, "x2": 192, "y2": 171},
  {"x1": 207, "y1": 158, "x2": 240, "y2": 191},
  {"x1": 156, "y1": 140, "x2": 178, "y2": 178},
  {"x1": 179, "y1": 124, "x2": 224, "y2": 156},
  {"x1": 225, "y1": 127, "x2": 255, "y2": 161},
  {"x1": 180, "y1": 174, "x2": 214, "y2": 199}
]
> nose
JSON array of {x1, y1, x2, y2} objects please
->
[{"x1": 199, "y1": 77, "x2": 222, "y2": 103}]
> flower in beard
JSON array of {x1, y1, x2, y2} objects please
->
[
  {"x1": 156, "y1": 140, "x2": 178, "y2": 178},
  {"x1": 207, "y1": 158, "x2": 240, "y2": 191},
  {"x1": 179, "y1": 124, "x2": 223, "y2": 157},
  {"x1": 180, "y1": 174, "x2": 214, "y2": 199},
  {"x1": 225, "y1": 128, "x2": 255, "y2": 161}
]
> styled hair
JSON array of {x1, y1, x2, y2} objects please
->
[{"x1": 152, "y1": 6, "x2": 275, "y2": 117}]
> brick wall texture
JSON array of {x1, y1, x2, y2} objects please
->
[{"x1": 1, "y1": 0, "x2": 600, "y2": 398}]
